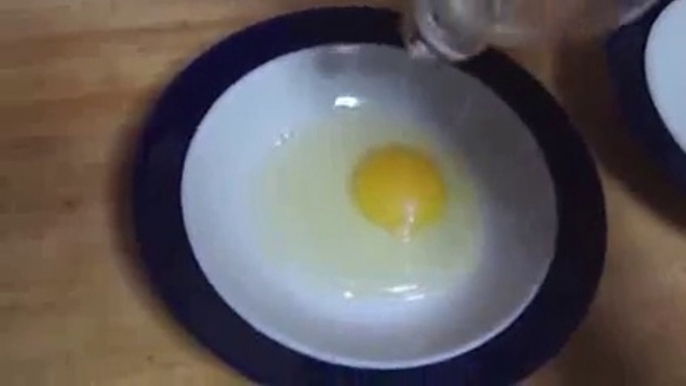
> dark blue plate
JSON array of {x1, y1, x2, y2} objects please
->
[
  {"x1": 133, "y1": 7, "x2": 606, "y2": 385},
  {"x1": 607, "y1": 0, "x2": 686, "y2": 189}
]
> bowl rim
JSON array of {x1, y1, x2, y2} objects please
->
[{"x1": 133, "y1": 7, "x2": 606, "y2": 384}]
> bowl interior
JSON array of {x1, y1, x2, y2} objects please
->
[
  {"x1": 181, "y1": 44, "x2": 557, "y2": 369},
  {"x1": 646, "y1": 0, "x2": 686, "y2": 152}
]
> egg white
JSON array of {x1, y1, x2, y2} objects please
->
[{"x1": 250, "y1": 108, "x2": 481, "y2": 303}]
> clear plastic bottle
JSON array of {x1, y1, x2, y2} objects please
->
[{"x1": 406, "y1": 0, "x2": 660, "y2": 60}]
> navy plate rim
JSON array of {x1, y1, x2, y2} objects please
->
[
  {"x1": 133, "y1": 7, "x2": 606, "y2": 385},
  {"x1": 607, "y1": 0, "x2": 686, "y2": 189}
]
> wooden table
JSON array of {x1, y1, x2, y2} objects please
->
[{"x1": 2, "y1": 1, "x2": 685, "y2": 384}]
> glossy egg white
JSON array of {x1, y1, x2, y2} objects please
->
[
  {"x1": 253, "y1": 108, "x2": 480, "y2": 303},
  {"x1": 181, "y1": 45, "x2": 557, "y2": 369}
]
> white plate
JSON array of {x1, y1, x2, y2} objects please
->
[{"x1": 181, "y1": 44, "x2": 557, "y2": 369}]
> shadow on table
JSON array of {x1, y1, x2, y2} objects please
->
[
  {"x1": 553, "y1": 38, "x2": 686, "y2": 230},
  {"x1": 107, "y1": 89, "x2": 169, "y2": 309},
  {"x1": 106, "y1": 87, "x2": 216, "y2": 352},
  {"x1": 539, "y1": 322, "x2": 630, "y2": 385}
]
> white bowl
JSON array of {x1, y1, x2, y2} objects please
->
[
  {"x1": 180, "y1": 44, "x2": 557, "y2": 369},
  {"x1": 646, "y1": 0, "x2": 686, "y2": 153}
]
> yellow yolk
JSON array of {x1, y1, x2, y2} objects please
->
[{"x1": 351, "y1": 144, "x2": 447, "y2": 240}]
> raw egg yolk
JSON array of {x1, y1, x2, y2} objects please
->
[{"x1": 351, "y1": 144, "x2": 447, "y2": 240}]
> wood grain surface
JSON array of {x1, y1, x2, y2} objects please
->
[{"x1": 1, "y1": 1, "x2": 686, "y2": 385}]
